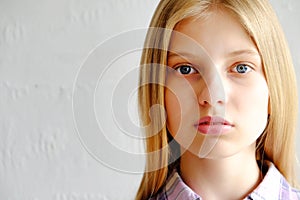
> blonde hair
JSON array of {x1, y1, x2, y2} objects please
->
[{"x1": 136, "y1": 0, "x2": 298, "y2": 199}]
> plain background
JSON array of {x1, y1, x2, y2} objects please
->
[{"x1": 0, "y1": 0, "x2": 299, "y2": 199}]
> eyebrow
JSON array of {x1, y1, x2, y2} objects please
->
[
  {"x1": 167, "y1": 51, "x2": 202, "y2": 59},
  {"x1": 227, "y1": 49, "x2": 260, "y2": 57},
  {"x1": 167, "y1": 49, "x2": 260, "y2": 59}
]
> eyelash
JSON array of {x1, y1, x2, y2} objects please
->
[
  {"x1": 230, "y1": 63, "x2": 253, "y2": 74},
  {"x1": 174, "y1": 64, "x2": 198, "y2": 75},
  {"x1": 173, "y1": 63, "x2": 253, "y2": 76}
]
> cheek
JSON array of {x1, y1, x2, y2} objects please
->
[
  {"x1": 231, "y1": 78, "x2": 269, "y2": 136},
  {"x1": 230, "y1": 74, "x2": 269, "y2": 110},
  {"x1": 165, "y1": 87, "x2": 201, "y2": 152},
  {"x1": 165, "y1": 88, "x2": 180, "y2": 135},
  {"x1": 251, "y1": 83, "x2": 269, "y2": 133},
  {"x1": 164, "y1": 79, "x2": 199, "y2": 137},
  {"x1": 246, "y1": 79, "x2": 269, "y2": 116}
]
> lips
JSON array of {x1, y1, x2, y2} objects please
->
[{"x1": 195, "y1": 116, "x2": 234, "y2": 134}]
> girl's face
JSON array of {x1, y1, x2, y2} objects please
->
[{"x1": 165, "y1": 9, "x2": 269, "y2": 159}]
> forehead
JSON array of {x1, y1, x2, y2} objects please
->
[{"x1": 168, "y1": 8, "x2": 259, "y2": 62}]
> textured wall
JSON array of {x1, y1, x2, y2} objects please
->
[{"x1": 0, "y1": 0, "x2": 299, "y2": 199}]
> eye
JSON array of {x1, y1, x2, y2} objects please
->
[
  {"x1": 232, "y1": 64, "x2": 252, "y2": 74},
  {"x1": 175, "y1": 64, "x2": 197, "y2": 75}
]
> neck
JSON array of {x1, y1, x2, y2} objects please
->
[{"x1": 180, "y1": 145, "x2": 262, "y2": 200}]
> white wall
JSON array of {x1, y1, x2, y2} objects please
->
[{"x1": 0, "y1": 0, "x2": 299, "y2": 199}]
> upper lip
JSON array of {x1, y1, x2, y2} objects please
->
[{"x1": 195, "y1": 116, "x2": 234, "y2": 126}]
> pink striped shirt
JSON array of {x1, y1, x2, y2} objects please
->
[{"x1": 150, "y1": 162, "x2": 300, "y2": 200}]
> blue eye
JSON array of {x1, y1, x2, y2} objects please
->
[
  {"x1": 175, "y1": 65, "x2": 197, "y2": 75},
  {"x1": 232, "y1": 64, "x2": 252, "y2": 74}
]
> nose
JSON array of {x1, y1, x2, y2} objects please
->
[{"x1": 198, "y1": 72, "x2": 226, "y2": 107}]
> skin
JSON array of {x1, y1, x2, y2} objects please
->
[{"x1": 165, "y1": 8, "x2": 269, "y2": 200}]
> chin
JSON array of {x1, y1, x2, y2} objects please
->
[
  {"x1": 197, "y1": 149, "x2": 239, "y2": 160},
  {"x1": 196, "y1": 141, "x2": 256, "y2": 160}
]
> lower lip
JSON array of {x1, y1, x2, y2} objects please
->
[{"x1": 196, "y1": 124, "x2": 233, "y2": 135}]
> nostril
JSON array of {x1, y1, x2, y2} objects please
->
[
  {"x1": 200, "y1": 100, "x2": 210, "y2": 106},
  {"x1": 199, "y1": 99, "x2": 224, "y2": 106},
  {"x1": 217, "y1": 100, "x2": 224, "y2": 104}
]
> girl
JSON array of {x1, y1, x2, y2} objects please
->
[{"x1": 136, "y1": 0, "x2": 300, "y2": 199}]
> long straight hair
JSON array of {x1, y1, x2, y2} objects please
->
[{"x1": 136, "y1": 0, "x2": 298, "y2": 199}]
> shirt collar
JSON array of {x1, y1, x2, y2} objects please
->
[
  {"x1": 165, "y1": 170, "x2": 200, "y2": 200},
  {"x1": 247, "y1": 161, "x2": 297, "y2": 200},
  {"x1": 163, "y1": 161, "x2": 295, "y2": 200}
]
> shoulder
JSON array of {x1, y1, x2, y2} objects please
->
[
  {"x1": 148, "y1": 170, "x2": 200, "y2": 200},
  {"x1": 148, "y1": 191, "x2": 167, "y2": 200},
  {"x1": 280, "y1": 177, "x2": 300, "y2": 199},
  {"x1": 291, "y1": 188, "x2": 300, "y2": 199},
  {"x1": 147, "y1": 170, "x2": 175, "y2": 200},
  {"x1": 248, "y1": 161, "x2": 300, "y2": 200},
  {"x1": 279, "y1": 176, "x2": 300, "y2": 199},
  {"x1": 147, "y1": 183, "x2": 168, "y2": 200}
]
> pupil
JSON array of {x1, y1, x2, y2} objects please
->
[
  {"x1": 180, "y1": 66, "x2": 191, "y2": 74},
  {"x1": 237, "y1": 64, "x2": 247, "y2": 73}
]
